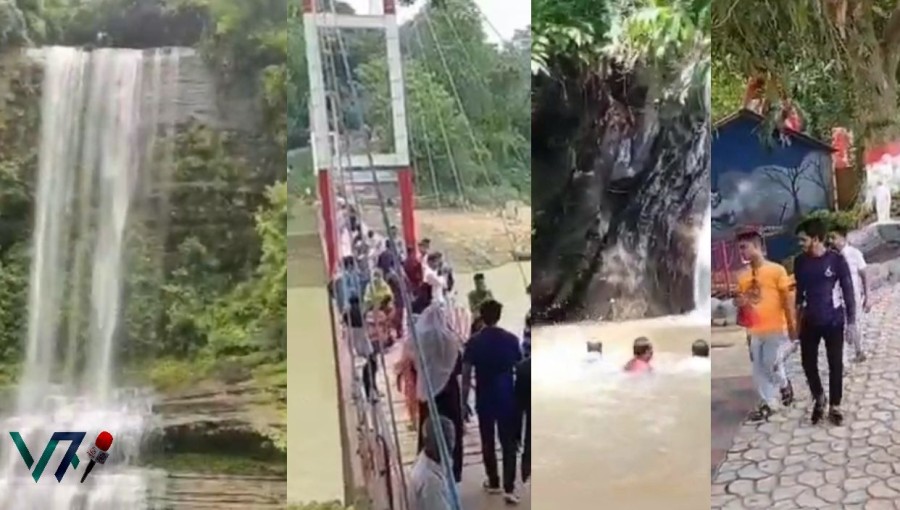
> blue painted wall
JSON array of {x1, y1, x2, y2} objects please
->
[{"x1": 712, "y1": 112, "x2": 833, "y2": 268}]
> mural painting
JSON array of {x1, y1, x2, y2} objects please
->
[{"x1": 712, "y1": 109, "x2": 835, "y2": 286}]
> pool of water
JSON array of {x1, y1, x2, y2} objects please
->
[{"x1": 531, "y1": 316, "x2": 711, "y2": 509}]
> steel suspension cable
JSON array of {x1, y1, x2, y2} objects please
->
[
  {"x1": 403, "y1": 55, "x2": 468, "y2": 205},
  {"x1": 436, "y1": 8, "x2": 528, "y2": 167},
  {"x1": 322, "y1": 2, "x2": 463, "y2": 509},
  {"x1": 415, "y1": 111, "x2": 444, "y2": 208},
  {"x1": 396, "y1": 37, "x2": 458, "y2": 209},
  {"x1": 411, "y1": 11, "x2": 529, "y2": 289}
]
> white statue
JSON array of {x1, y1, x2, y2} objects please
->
[{"x1": 875, "y1": 180, "x2": 892, "y2": 223}]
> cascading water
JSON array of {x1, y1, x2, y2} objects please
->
[
  {"x1": 690, "y1": 205, "x2": 712, "y2": 322},
  {"x1": 0, "y1": 46, "x2": 182, "y2": 509}
]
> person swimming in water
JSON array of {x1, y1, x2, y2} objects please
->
[
  {"x1": 692, "y1": 339, "x2": 710, "y2": 358},
  {"x1": 624, "y1": 337, "x2": 653, "y2": 373}
]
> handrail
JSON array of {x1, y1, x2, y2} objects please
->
[{"x1": 375, "y1": 433, "x2": 395, "y2": 510}]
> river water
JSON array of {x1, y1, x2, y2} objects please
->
[
  {"x1": 532, "y1": 318, "x2": 710, "y2": 509},
  {"x1": 530, "y1": 198, "x2": 711, "y2": 509}
]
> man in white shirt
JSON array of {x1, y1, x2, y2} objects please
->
[
  {"x1": 423, "y1": 252, "x2": 448, "y2": 305},
  {"x1": 408, "y1": 415, "x2": 456, "y2": 510},
  {"x1": 830, "y1": 227, "x2": 870, "y2": 362}
]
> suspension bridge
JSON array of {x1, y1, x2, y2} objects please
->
[{"x1": 289, "y1": 0, "x2": 530, "y2": 509}]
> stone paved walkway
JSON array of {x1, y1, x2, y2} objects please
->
[{"x1": 712, "y1": 283, "x2": 900, "y2": 509}]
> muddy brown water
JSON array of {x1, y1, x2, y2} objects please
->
[{"x1": 531, "y1": 317, "x2": 711, "y2": 510}]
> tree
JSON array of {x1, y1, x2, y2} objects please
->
[
  {"x1": 712, "y1": 0, "x2": 894, "y2": 146},
  {"x1": 287, "y1": 5, "x2": 309, "y2": 149},
  {"x1": 289, "y1": 0, "x2": 530, "y2": 203},
  {"x1": 712, "y1": 58, "x2": 745, "y2": 122},
  {"x1": 356, "y1": 56, "x2": 477, "y2": 201}
]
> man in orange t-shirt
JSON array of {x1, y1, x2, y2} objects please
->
[{"x1": 734, "y1": 229, "x2": 797, "y2": 421}]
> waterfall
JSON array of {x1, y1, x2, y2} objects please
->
[
  {"x1": 0, "y1": 45, "x2": 182, "y2": 509},
  {"x1": 690, "y1": 205, "x2": 712, "y2": 322}
]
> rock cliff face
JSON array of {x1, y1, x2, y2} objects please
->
[
  {"x1": 532, "y1": 60, "x2": 709, "y2": 323},
  {"x1": 24, "y1": 46, "x2": 260, "y2": 132}
]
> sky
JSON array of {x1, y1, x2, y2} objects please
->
[{"x1": 343, "y1": 0, "x2": 529, "y2": 42}]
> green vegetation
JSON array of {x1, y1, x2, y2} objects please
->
[
  {"x1": 288, "y1": 0, "x2": 530, "y2": 206},
  {"x1": 533, "y1": 0, "x2": 709, "y2": 88},
  {"x1": 0, "y1": 0, "x2": 287, "y2": 455},
  {"x1": 712, "y1": 0, "x2": 898, "y2": 148},
  {"x1": 777, "y1": 209, "x2": 866, "y2": 273},
  {"x1": 143, "y1": 451, "x2": 286, "y2": 476}
]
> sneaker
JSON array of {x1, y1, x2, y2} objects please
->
[
  {"x1": 780, "y1": 380, "x2": 794, "y2": 407},
  {"x1": 854, "y1": 352, "x2": 867, "y2": 363},
  {"x1": 483, "y1": 481, "x2": 502, "y2": 495},
  {"x1": 747, "y1": 403, "x2": 773, "y2": 423},
  {"x1": 503, "y1": 493, "x2": 521, "y2": 505},
  {"x1": 811, "y1": 397, "x2": 827, "y2": 425},
  {"x1": 828, "y1": 407, "x2": 844, "y2": 426}
]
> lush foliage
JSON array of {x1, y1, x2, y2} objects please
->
[
  {"x1": 288, "y1": 0, "x2": 530, "y2": 205},
  {"x1": 799, "y1": 208, "x2": 863, "y2": 233},
  {"x1": 533, "y1": 0, "x2": 710, "y2": 97},
  {"x1": 712, "y1": 0, "x2": 900, "y2": 145},
  {"x1": 0, "y1": 1, "x2": 287, "y2": 394}
]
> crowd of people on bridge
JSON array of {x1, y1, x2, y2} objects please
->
[
  {"x1": 733, "y1": 218, "x2": 870, "y2": 426},
  {"x1": 330, "y1": 204, "x2": 531, "y2": 508}
]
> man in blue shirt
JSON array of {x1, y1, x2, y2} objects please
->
[
  {"x1": 462, "y1": 299, "x2": 523, "y2": 505},
  {"x1": 332, "y1": 256, "x2": 363, "y2": 312},
  {"x1": 794, "y1": 218, "x2": 856, "y2": 426}
]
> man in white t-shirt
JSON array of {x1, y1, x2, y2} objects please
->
[
  {"x1": 830, "y1": 227, "x2": 870, "y2": 362},
  {"x1": 423, "y1": 252, "x2": 448, "y2": 305}
]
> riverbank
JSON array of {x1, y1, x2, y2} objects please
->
[
  {"x1": 289, "y1": 198, "x2": 530, "y2": 275},
  {"x1": 356, "y1": 203, "x2": 531, "y2": 274}
]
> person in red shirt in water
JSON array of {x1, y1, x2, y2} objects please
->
[{"x1": 624, "y1": 337, "x2": 653, "y2": 373}]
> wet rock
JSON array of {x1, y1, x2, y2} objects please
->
[
  {"x1": 154, "y1": 473, "x2": 285, "y2": 509},
  {"x1": 531, "y1": 60, "x2": 709, "y2": 323},
  {"x1": 151, "y1": 381, "x2": 285, "y2": 461}
]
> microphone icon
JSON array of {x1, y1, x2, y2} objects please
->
[{"x1": 80, "y1": 431, "x2": 114, "y2": 483}]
